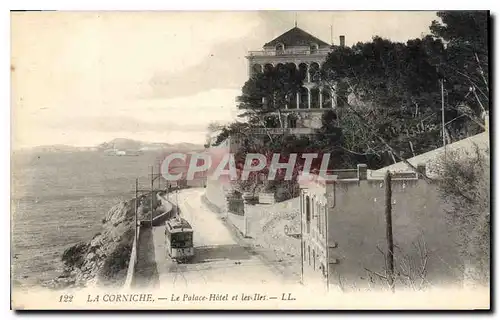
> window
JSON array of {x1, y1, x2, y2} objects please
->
[
  {"x1": 311, "y1": 198, "x2": 315, "y2": 220},
  {"x1": 308, "y1": 245, "x2": 311, "y2": 266},
  {"x1": 171, "y1": 232, "x2": 193, "y2": 248},
  {"x1": 324, "y1": 206, "x2": 328, "y2": 236},
  {"x1": 306, "y1": 196, "x2": 311, "y2": 233},
  {"x1": 318, "y1": 203, "x2": 322, "y2": 235},
  {"x1": 310, "y1": 44, "x2": 318, "y2": 54},
  {"x1": 276, "y1": 43, "x2": 285, "y2": 54},
  {"x1": 321, "y1": 263, "x2": 327, "y2": 278},
  {"x1": 288, "y1": 115, "x2": 297, "y2": 128}
]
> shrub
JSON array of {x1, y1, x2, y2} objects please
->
[{"x1": 435, "y1": 144, "x2": 490, "y2": 284}]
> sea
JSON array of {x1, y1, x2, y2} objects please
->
[{"x1": 11, "y1": 150, "x2": 166, "y2": 288}]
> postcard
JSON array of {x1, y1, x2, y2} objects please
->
[{"x1": 10, "y1": 10, "x2": 490, "y2": 310}]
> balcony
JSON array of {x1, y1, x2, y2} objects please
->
[
  {"x1": 247, "y1": 48, "x2": 331, "y2": 57},
  {"x1": 249, "y1": 127, "x2": 317, "y2": 135}
]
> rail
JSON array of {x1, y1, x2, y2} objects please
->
[
  {"x1": 249, "y1": 127, "x2": 317, "y2": 135},
  {"x1": 247, "y1": 49, "x2": 331, "y2": 57},
  {"x1": 123, "y1": 224, "x2": 140, "y2": 288}
]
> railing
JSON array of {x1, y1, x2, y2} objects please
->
[
  {"x1": 123, "y1": 224, "x2": 140, "y2": 289},
  {"x1": 249, "y1": 127, "x2": 317, "y2": 135},
  {"x1": 248, "y1": 49, "x2": 331, "y2": 57}
]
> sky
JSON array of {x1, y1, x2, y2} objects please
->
[{"x1": 11, "y1": 11, "x2": 439, "y2": 149}]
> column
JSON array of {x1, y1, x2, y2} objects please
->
[
  {"x1": 319, "y1": 90, "x2": 323, "y2": 109},
  {"x1": 296, "y1": 92, "x2": 300, "y2": 109},
  {"x1": 307, "y1": 88, "x2": 311, "y2": 109},
  {"x1": 307, "y1": 64, "x2": 311, "y2": 83}
]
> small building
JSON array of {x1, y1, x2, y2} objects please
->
[
  {"x1": 299, "y1": 164, "x2": 463, "y2": 291},
  {"x1": 246, "y1": 26, "x2": 347, "y2": 134}
]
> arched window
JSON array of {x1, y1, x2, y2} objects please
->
[
  {"x1": 298, "y1": 63, "x2": 308, "y2": 81},
  {"x1": 288, "y1": 114, "x2": 298, "y2": 128},
  {"x1": 322, "y1": 89, "x2": 332, "y2": 109},
  {"x1": 309, "y1": 62, "x2": 320, "y2": 82},
  {"x1": 299, "y1": 87, "x2": 308, "y2": 109}
]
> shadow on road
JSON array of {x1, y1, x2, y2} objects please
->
[
  {"x1": 191, "y1": 244, "x2": 257, "y2": 263},
  {"x1": 132, "y1": 227, "x2": 160, "y2": 289}
]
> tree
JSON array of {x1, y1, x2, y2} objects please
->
[
  {"x1": 237, "y1": 64, "x2": 304, "y2": 129},
  {"x1": 204, "y1": 121, "x2": 224, "y2": 148},
  {"x1": 434, "y1": 145, "x2": 490, "y2": 285},
  {"x1": 430, "y1": 11, "x2": 489, "y2": 137},
  {"x1": 320, "y1": 36, "x2": 447, "y2": 170}
]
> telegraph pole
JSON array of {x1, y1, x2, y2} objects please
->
[
  {"x1": 384, "y1": 171, "x2": 395, "y2": 292},
  {"x1": 135, "y1": 178, "x2": 138, "y2": 241},
  {"x1": 150, "y1": 165, "x2": 154, "y2": 226},
  {"x1": 441, "y1": 78, "x2": 446, "y2": 160},
  {"x1": 300, "y1": 193, "x2": 304, "y2": 285},
  {"x1": 135, "y1": 178, "x2": 139, "y2": 262},
  {"x1": 158, "y1": 161, "x2": 161, "y2": 191}
]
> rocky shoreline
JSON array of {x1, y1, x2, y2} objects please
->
[
  {"x1": 42, "y1": 192, "x2": 165, "y2": 290},
  {"x1": 42, "y1": 200, "x2": 135, "y2": 289}
]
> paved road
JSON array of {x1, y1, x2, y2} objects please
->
[{"x1": 149, "y1": 188, "x2": 280, "y2": 289}]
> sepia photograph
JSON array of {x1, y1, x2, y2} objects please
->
[{"x1": 9, "y1": 9, "x2": 491, "y2": 310}]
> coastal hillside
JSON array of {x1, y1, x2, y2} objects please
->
[
  {"x1": 14, "y1": 139, "x2": 204, "y2": 154},
  {"x1": 97, "y1": 138, "x2": 203, "y2": 152}
]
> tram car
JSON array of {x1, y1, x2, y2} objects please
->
[{"x1": 165, "y1": 217, "x2": 194, "y2": 263}]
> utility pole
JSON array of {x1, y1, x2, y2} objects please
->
[
  {"x1": 300, "y1": 193, "x2": 304, "y2": 285},
  {"x1": 135, "y1": 178, "x2": 139, "y2": 262},
  {"x1": 135, "y1": 178, "x2": 138, "y2": 241},
  {"x1": 384, "y1": 171, "x2": 395, "y2": 292},
  {"x1": 158, "y1": 161, "x2": 161, "y2": 191},
  {"x1": 325, "y1": 199, "x2": 329, "y2": 292},
  {"x1": 441, "y1": 78, "x2": 446, "y2": 160},
  {"x1": 150, "y1": 165, "x2": 154, "y2": 227}
]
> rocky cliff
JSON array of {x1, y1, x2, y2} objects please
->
[{"x1": 43, "y1": 192, "x2": 165, "y2": 290}]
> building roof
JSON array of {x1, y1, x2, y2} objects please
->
[
  {"x1": 167, "y1": 217, "x2": 193, "y2": 231},
  {"x1": 263, "y1": 27, "x2": 331, "y2": 49},
  {"x1": 370, "y1": 132, "x2": 489, "y2": 179}
]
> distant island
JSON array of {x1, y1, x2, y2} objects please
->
[{"x1": 14, "y1": 138, "x2": 204, "y2": 154}]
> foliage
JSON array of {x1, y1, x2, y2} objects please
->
[
  {"x1": 430, "y1": 11, "x2": 489, "y2": 138},
  {"x1": 434, "y1": 145, "x2": 490, "y2": 284},
  {"x1": 320, "y1": 35, "x2": 450, "y2": 168},
  {"x1": 210, "y1": 11, "x2": 490, "y2": 196},
  {"x1": 237, "y1": 64, "x2": 304, "y2": 128}
]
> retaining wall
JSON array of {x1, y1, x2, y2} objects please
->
[{"x1": 123, "y1": 193, "x2": 175, "y2": 289}]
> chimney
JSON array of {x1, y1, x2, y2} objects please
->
[{"x1": 339, "y1": 35, "x2": 345, "y2": 47}]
